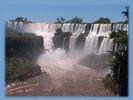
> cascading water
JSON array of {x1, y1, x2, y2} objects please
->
[
  {"x1": 6, "y1": 21, "x2": 128, "y2": 96},
  {"x1": 84, "y1": 24, "x2": 100, "y2": 54},
  {"x1": 69, "y1": 24, "x2": 87, "y2": 53},
  {"x1": 7, "y1": 21, "x2": 128, "y2": 55},
  {"x1": 98, "y1": 38, "x2": 113, "y2": 54}
]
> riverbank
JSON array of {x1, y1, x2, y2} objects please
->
[{"x1": 6, "y1": 58, "x2": 114, "y2": 96}]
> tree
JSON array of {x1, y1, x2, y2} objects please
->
[
  {"x1": 56, "y1": 17, "x2": 65, "y2": 23},
  {"x1": 108, "y1": 30, "x2": 128, "y2": 96},
  {"x1": 104, "y1": 7, "x2": 128, "y2": 96},
  {"x1": 66, "y1": 16, "x2": 83, "y2": 23},
  {"x1": 122, "y1": 6, "x2": 129, "y2": 19},
  {"x1": 9, "y1": 17, "x2": 32, "y2": 23},
  {"x1": 15, "y1": 17, "x2": 28, "y2": 22},
  {"x1": 122, "y1": 6, "x2": 129, "y2": 23},
  {"x1": 94, "y1": 17, "x2": 111, "y2": 24}
]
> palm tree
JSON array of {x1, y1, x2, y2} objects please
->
[
  {"x1": 104, "y1": 7, "x2": 128, "y2": 96},
  {"x1": 109, "y1": 31, "x2": 128, "y2": 96},
  {"x1": 122, "y1": 6, "x2": 129, "y2": 19}
]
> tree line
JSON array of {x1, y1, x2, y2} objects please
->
[{"x1": 9, "y1": 16, "x2": 117, "y2": 24}]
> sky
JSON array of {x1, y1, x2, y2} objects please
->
[{"x1": 0, "y1": 0, "x2": 129, "y2": 23}]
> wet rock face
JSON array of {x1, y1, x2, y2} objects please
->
[
  {"x1": 53, "y1": 28, "x2": 87, "y2": 52},
  {"x1": 6, "y1": 31, "x2": 44, "y2": 83},
  {"x1": 53, "y1": 28, "x2": 72, "y2": 52},
  {"x1": 63, "y1": 32, "x2": 72, "y2": 53},
  {"x1": 6, "y1": 34, "x2": 44, "y2": 61},
  {"x1": 75, "y1": 33, "x2": 86, "y2": 49},
  {"x1": 97, "y1": 36, "x2": 104, "y2": 49},
  {"x1": 85, "y1": 23, "x2": 91, "y2": 36},
  {"x1": 53, "y1": 28, "x2": 64, "y2": 49}
]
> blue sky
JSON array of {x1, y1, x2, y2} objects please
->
[{"x1": 0, "y1": 0, "x2": 129, "y2": 23}]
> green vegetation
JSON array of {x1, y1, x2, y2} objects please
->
[
  {"x1": 93, "y1": 17, "x2": 111, "y2": 24},
  {"x1": 9, "y1": 17, "x2": 33, "y2": 23},
  {"x1": 122, "y1": 6, "x2": 129, "y2": 19},
  {"x1": 55, "y1": 16, "x2": 128, "y2": 24},
  {"x1": 109, "y1": 31, "x2": 128, "y2": 48},
  {"x1": 6, "y1": 58, "x2": 41, "y2": 84},
  {"x1": 6, "y1": 32, "x2": 43, "y2": 60},
  {"x1": 103, "y1": 7, "x2": 128, "y2": 96},
  {"x1": 6, "y1": 28, "x2": 44, "y2": 84},
  {"x1": 56, "y1": 17, "x2": 65, "y2": 23},
  {"x1": 113, "y1": 21, "x2": 128, "y2": 24},
  {"x1": 56, "y1": 16, "x2": 83, "y2": 24},
  {"x1": 66, "y1": 16, "x2": 83, "y2": 23},
  {"x1": 104, "y1": 30, "x2": 128, "y2": 96}
]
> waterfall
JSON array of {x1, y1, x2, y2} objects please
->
[
  {"x1": 69, "y1": 32, "x2": 80, "y2": 52},
  {"x1": 69, "y1": 24, "x2": 86, "y2": 53},
  {"x1": 84, "y1": 24, "x2": 99, "y2": 54},
  {"x1": 84, "y1": 24, "x2": 112, "y2": 55},
  {"x1": 6, "y1": 21, "x2": 128, "y2": 55},
  {"x1": 98, "y1": 38, "x2": 113, "y2": 54}
]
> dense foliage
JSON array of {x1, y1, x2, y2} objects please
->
[
  {"x1": 6, "y1": 58, "x2": 41, "y2": 83},
  {"x1": 103, "y1": 7, "x2": 128, "y2": 96},
  {"x1": 93, "y1": 17, "x2": 111, "y2": 24},
  {"x1": 9, "y1": 17, "x2": 32, "y2": 23},
  {"x1": 122, "y1": 6, "x2": 129, "y2": 19},
  {"x1": 6, "y1": 29, "x2": 44, "y2": 84},
  {"x1": 6, "y1": 32, "x2": 44, "y2": 60},
  {"x1": 66, "y1": 16, "x2": 83, "y2": 23},
  {"x1": 56, "y1": 16, "x2": 83, "y2": 24},
  {"x1": 56, "y1": 17, "x2": 65, "y2": 23},
  {"x1": 104, "y1": 30, "x2": 128, "y2": 96}
]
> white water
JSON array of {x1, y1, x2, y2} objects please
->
[
  {"x1": 7, "y1": 21, "x2": 128, "y2": 54},
  {"x1": 84, "y1": 24, "x2": 113, "y2": 55},
  {"x1": 6, "y1": 21, "x2": 128, "y2": 96},
  {"x1": 7, "y1": 22, "x2": 128, "y2": 73},
  {"x1": 98, "y1": 38, "x2": 113, "y2": 54}
]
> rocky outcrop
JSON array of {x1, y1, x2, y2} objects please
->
[
  {"x1": 53, "y1": 28, "x2": 72, "y2": 52},
  {"x1": 6, "y1": 33, "x2": 44, "y2": 61},
  {"x1": 6, "y1": 30, "x2": 44, "y2": 84}
]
